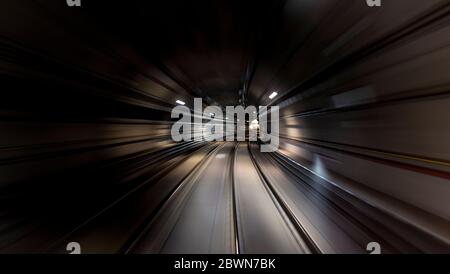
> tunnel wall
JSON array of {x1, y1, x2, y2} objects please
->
[{"x1": 270, "y1": 0, "x2": 450, "y2": 221}]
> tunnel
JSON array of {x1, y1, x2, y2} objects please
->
[{"x1": 0, "y1": 0, "x2": 449, "y2": 254}]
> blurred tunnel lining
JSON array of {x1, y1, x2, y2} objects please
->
[{"x1": 0, "y1": 0, "x2": 449, "y2": 253}]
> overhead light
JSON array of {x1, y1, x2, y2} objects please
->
[
  {"x1": 269, "y1": 92, "x2": 278, "y2": 100},
  {"x1": 249, "y1": 119, "x2": 260, "y2": 130},
  {"x1": 176, "y1": 100, "x2": 185, "y2": 105}
]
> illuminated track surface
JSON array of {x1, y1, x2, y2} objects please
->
[
  {"x1": 129, "y1": 142, "x2": 310, "y2": 254},
  {"x1": 10, "y1": 142, "x2": 444, "y2": 254}
]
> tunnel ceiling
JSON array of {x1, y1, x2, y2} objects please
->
[
  {"x1": 79, "y1": 0, "x2": 331, "y2": 107},
  {"x1": 83, "y1": 0, "x2": 268, "y2": 107},
  {"x1": 4, "y1": 0, "x2": 444, "y2": 115},
  {"x1": 2, "y1": 0, "x2": 396, "y2": 111}
]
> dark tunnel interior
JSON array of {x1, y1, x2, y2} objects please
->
[{"x1": 0, "y1": 0, "x2": 450, "y2": 254}]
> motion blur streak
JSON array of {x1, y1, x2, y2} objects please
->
[{"x1": 0, "y1": 0, "x2": 449, "y2": 254}]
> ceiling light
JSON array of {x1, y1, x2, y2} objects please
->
[
  {"x1": 269, "y1": 92, "x2": 278, "y2": 100},
  {"x1": 176, "y1": 100, "x2": 186, "y2": 105},
  {"x1": 249, "y1": 119, "x2": 260, "y2": 130}
]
